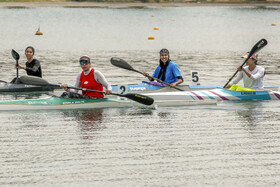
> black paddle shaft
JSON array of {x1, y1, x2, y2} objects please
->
[
  {"x1": 223, "y1": 39, "x2": 268, "y2": 88},
  {"x1": 68, "y1": 86, "x2": 154, "y2": 106}
]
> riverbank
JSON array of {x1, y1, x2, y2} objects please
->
[{"x1": 0, "y1": 1, "x2": 280, "y2": 8}]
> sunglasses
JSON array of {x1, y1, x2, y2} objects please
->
[{"x1": 80, "y1": 61, "x2": 89, "y2": 65}]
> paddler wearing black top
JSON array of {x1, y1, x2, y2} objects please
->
[{"x1": 15, "y1": 46, "x2": 42, "y2": 77}]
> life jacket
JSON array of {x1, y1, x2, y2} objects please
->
[{"x1": 80, "y1": 69, "x2": 104, "y2": 98}]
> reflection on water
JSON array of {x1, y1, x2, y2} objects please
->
[
  {"x1": 63, "y1": 109, "x2": 105, "y2": 140},
  {"x1": 235, "y1": 101, "x2": 265, "y2": 127}
]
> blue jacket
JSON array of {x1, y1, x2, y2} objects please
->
[{"x1": 152, "y1": 60, "x2": 182, "y2": 84}]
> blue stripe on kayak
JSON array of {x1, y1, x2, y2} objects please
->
[
  {"x1": 199, "y1": 91, "x2": 215, "y2": 100},
  {"x1": 184, "y1": 91, "x2": 196, "y2": 100}
]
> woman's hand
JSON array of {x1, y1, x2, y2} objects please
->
[
  {"x1": 143, "y1": 72, "x2": 153, "y2": 81},
  {"x1": 225, "y1": 84, "x2": 231, "y2": 89},
  {"x1": 170, "y1": 82, "x2": 177, "y2": 87},
  {"x1": 142, "y1": 72, "x2": 149, "y2": 76},
  {"x1": 105, "y1": 90, "x2": 112, "y2": 95},
  {"x1": 237, "y1": 66, "x2": 244, "y2": 71},
  {"x1": 15, "y1": 64, "x2": 25, "y2": 70},
  {"x1": 60, "y1": 84, "x2": 69, "y2": 91}
]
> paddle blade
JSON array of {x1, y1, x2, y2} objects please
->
[
  {"x1": 11, "y1": 49, "x2": 20, "y2": 61},
  {"x1": 19, "y1": 75, "x2": 53, "y2": 86},
  {"x1": 123, "y1": 93, "x2": 154, "y2": 106},
  {"x1": 111, "y1": 57, "x2": 135, "y2": 71},
  {"x1": 249, "y1": 38, "x2": 267, "y2": 57}
]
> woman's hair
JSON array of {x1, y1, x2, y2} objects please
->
[{"x1": 25, "y1": 46, "x2": 35, "y2": 55}]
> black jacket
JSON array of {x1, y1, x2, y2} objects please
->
[{"x1": 25, "y1": 59, "x2": 42, "y2": 77}]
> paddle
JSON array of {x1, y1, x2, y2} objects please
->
[
  {"x1": 223, "y1": 38, "x2": 268, "y2": 88},
  {"x1": 11, "y1": 49, "x2": 20, "y2": 78},
  {"x1": 19, "y1": 75, "x2": 154, "y2": 106},
  {"x1": 110, "y1": 57, "x2": 185, "y2": 91}
]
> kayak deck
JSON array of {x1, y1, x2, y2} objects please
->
[{"x1": 0, "y1": 82, "x2": 55, "y2": 92}]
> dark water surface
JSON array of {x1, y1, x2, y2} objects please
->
[{"x1": 0, "y1": 5, "x2": 280, "y2": 186}]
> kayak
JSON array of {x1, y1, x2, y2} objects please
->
[
  {"x1": 146, "y1": 88, "x2": 280, "y2": 101},
  {"x1": 0, "y1": 81, "x2": 56, "y2": 92},
  {"x1": 0, "y1": 96, "x2": 139, "y2": 110},
  {"x1": 0, "y1": 88, "x2": 279, "y2": 111},
  {"x1": 110, "y1": 81, "x2": 279, "y2": 94},
  {"x1": 0, "y1": 95, "x2": 216, "y2": 111}
]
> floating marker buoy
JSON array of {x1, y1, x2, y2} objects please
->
[
  {"x1": 172, "y1": 19, "x2": 176, "y2": 21},
  {"x1": 272, "y1": 23, "x2": 276, "y2": 26},
  {"x1": 152, "y1": 14, "x2": 155, "y2": 17},
  {"x1": 154, "y1": 27, "x2": 159, "y2": 30},
  {"x1": 35, "y1": 30, "x2": 43, "y2": 35},
  {"x1": 148, "y1": 36, "x2": 155, "y2": 40},
  {"x1": 35, "y1": 26, "x2": 43, "y2": 35}
]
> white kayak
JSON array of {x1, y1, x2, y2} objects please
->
[
  {"x1": 145, "y1": 88, "x2": 280, "y2": 101},
  {"x1": 110, "y1": 81, "x2": 279, "y2": 94}
]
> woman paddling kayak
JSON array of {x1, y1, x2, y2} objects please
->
[
  {"x1": 15, "y1": 46, "x2": 42, "y2": 78},
  {"x1": 225, "y1": 53, "x2": 265, "y2": 91},
  {"x1": 142, "y1": 48, "x2": 184, "y2": 88}
]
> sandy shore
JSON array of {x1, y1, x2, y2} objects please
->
[{"x1": 0, "y1": 1, "x2": 280, "y2": 8}]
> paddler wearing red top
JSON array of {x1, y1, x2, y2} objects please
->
[{"x1": 61, "y1": 55, "x2": 112, "y2": 99}]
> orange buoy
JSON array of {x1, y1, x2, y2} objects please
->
[
  {"x1": 154, "y1": 27, "x2": 159, "y2": 30},
  {"x1": 272, "y1": 23, "x2": 276, "y2": 26},
  {"x1": 152, "y1": 14, "x2": 155, "y2": 17},
  {"x1": 148, "y1": 36, "x2": 155, "y2": 40},
  {"x1": 35, "y1": 26, "x2": 43, "y2": 35},
  {"x1": 35, "y1": 31, "x2": 43, "y2": 35}
]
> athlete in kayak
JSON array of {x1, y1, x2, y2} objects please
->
[
  {"x1": 61, "y1": 55, "x2": 112, "y2": 99},
  {"x1": 225, "y1": 53, "x2": 265, "y2": 91},
  {"x1": 15, "y1": 46, "x2": 42, "y2": 78},
  {"x1": 143, "y1": 48, "x2": 183, "y2": 87}
]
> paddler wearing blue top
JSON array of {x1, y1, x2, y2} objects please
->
[
  {"x1": 143, "y1": 48, "x2": 183, "y2": 87},
  {"x1": 61, "y1": 55, "x2": 112, "y2": 99},
  {"x1": 15, "y1": 46, "x2": 42, "y2": 77},
  {"x1": 225, "y1": 52, "x2": 265, "y2": 91}
]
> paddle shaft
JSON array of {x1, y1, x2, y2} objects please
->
[
  {"x1": 223, "y1": 39, "x2": 267, "y2": 88},
  {"x1": 16, "y1": 59, "x2": 19, "y2": 78},
  {"x1": 223, "y1": 57, "x2": 250, "y2": 88},
  {"x1": 66, "y1": 86, "x2": 154, "y2": 105},
  {"x1": 68, "y1": 86, "x2": 110, "y2": 95},
  {"x1": 142, "y1": 72, "x2": 184, "y2": 91}
]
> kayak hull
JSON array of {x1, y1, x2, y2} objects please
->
[
  {"x1": 0, "y1": 96, "x2": 216, "y2": 111},
  {"x1": 0, "y1": 96, "x2": 138, "y2": 110},
  {"x1": 145, "y1": 88, "x2": 280, "y2": 101},
  {"x1": 111, "y1": 81, "x2": 279, "y2": 94}
]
